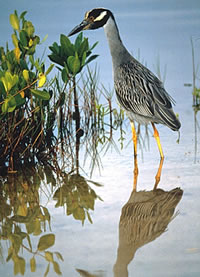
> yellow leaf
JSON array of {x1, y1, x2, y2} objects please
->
[
  {"x1": 12, "y1": 34, "x2": 18, "y2": 47},
  {"x1": 14, "y1": 47, "x2": 21, "y2": 62},
  {"x1": 10, "y1": 14, "x2": 20, "y2": 31},
  {"x1": 23, "y1": 69, "x2": 29, "y2": 82},
  {"x1": 29, "y1": 38, "x2": 33, "y2": 47},
  {"x1": 20, "y1": 91, "x2": 25, "y2": 98},
  {"x1": 22, "y1": 182, "x2": 28, "y2": 191},
  {"x1": 17, "y1": 203, "x2": 28, "y2": 216},
  {"x1": 38, "y1": 73, "x2": 46, "y2": 88}
]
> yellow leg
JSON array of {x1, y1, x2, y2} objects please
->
[
  {"x1": 131, "y1": 122, "x2": 138, "y2": 191},
  {"x1": 153, "y1": 158, "x2": 164, "y2": 190},
  {"x1": 151, "y1": 123, "x2": 164, "y2": 158},
  {"x1": 151, "y1": 123, "x2": 164, "y2": 188},
  {"x1": 131, "y1": 122, "x2": 137, "y2": 157}
]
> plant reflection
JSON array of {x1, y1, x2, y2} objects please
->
[
  {"x1": 0, "y1": 165, "x2": 102, "y2": 276},
  {"x1": 76, "y1": 268, "x2": 105, "y2": 277},
  {"x1": 53, "y1": 173, "x2": 103, "y2": 224},
  {"x1": 113, "y1": 187, "x2": 183, "y2": 277}
]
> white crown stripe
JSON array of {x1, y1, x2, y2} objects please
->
[{"x1": 94, "y1": 11, "x2": 107, "y2": 22}]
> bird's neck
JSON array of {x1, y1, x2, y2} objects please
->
[{"x1": 104, "y1": 16, "x2": 131, "y2": 68}]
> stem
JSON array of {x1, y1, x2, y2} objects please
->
[{"x1": 73, "y1": 76, "x2": 80, "y2": 174}]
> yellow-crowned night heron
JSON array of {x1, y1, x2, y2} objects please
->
[{"x1": 68, "y1": 8, "x2": 181, "y2": 187}]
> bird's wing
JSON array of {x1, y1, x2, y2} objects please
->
[{"x1": 114, "y1": 60, "x2": 175, "y2": 119}]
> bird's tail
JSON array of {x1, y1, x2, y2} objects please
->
[{"x1": 155, "y1": 105, "x2": 181, "y2": 131}]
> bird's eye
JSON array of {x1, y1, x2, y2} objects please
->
[{"x1": 89, "y1": 16, "x2": 95, "y2": 22}]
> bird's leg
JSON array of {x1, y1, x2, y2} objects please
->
[
  {"x1": 131, "y1": 122, "x2": 138, "y2": 191},
  {"x1": 154, "y1": 158, "x2": 164, "y2": 190},
  {"x1": 151, "y1": 123, "x2": 164, "y2": 189},
  {"x1": 151, "y1": 123, "x2": 164, "y2": 158}
]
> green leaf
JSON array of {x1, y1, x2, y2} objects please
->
[
  {"x1": 19, "y1": 30, "x2": 28, "y2": 47},
  {"x1": 90, "y1": 41, "x2": 98, "y2": 51},
  {"x1": 60, "y1": 34, "x2": 74, "y2": 56},
  {"x1": 37, "y1": 234, "x2": 55, "y2": 251},
  {"x1": 75, "y1": 32, "x2": 83, "y2": 50},
  {"x1": 78, "y1": 38, "x2": 89, "y2": 57},
  {"x1": 0, "y1": 81, "x2": 6, "y2": 95},
  {"x1": 1, "y1": 95, "x2": 16, "y2": 113},
  {"x1": 2, "y1": 99, "x2": 8, "y2": 113},
  {"x1": 30, "y1": 256, "x2": 36, "y2": 272},
  {"x1": 1, "y1": 71, "x2": 19, "y2": 92},
  {"x1": 24, "y1": 21, "x2": 35, "y2": 37},
  {"x1": 48, "y1": 54, "x2": 64, "y2": 67},
  {"x1": 81, "y1": 51, "x2": 87, "y2": 66},
  {"x1": 85, "y1": 54, "x2": 99, "y2": 66},
  {"x1": 67, "y1": 53, "x2": 80, "y2": 75},
  {"x1": 51, "y1": 42, "x2": 60, "y2": 55},
  {"x1": 30, "y1": 89, "x2": 50, "y2": 100},
  {"x1": 61, "y1": 67, "x2": 69, "y2": 83},
  {"x1": 53, "y1": 261, "x2": 62, "y2": 275},
  {"x1": 8, "y1": 105, "x2": 16, "y2": 113},
  {"x1": 40, "y1": 34, "x2": 48, "y2": 44},
  {"x1": 45, "y1": 64, "x2": 54, "y2": 76},
  {"x1": 20, "y1": 11, "x2": 27, "y2": 20},
  {"x1": 10, "y1": 14, "x2": 20, "y2": 31}
]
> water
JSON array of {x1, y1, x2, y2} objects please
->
[{"x1": 0, "y1": 1, "x2": 200, "y2": 276}]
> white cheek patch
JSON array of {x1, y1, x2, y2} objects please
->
[{"x1": 94, "y1": 11, "x2": 107, "y2": 22}]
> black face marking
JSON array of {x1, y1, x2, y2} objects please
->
[
  {"x1": 85, "y1": 8, "x2": 115, "y2": 29},
  {"x1": 68, "y1": 8, "x2": 115, "y2": 37}
]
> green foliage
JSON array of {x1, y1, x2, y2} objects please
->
[
  {"x1": 49, "y1": 32, "x2": 98, "y2": 80},
  {"x1": 0, "y1": 10, "x2": 51, "y2": 115},
  {"x1": 0, "y1": 10, "x2": 125, "y2": 176}
]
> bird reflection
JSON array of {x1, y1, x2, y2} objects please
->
[
  {"x1": 113, "y1": 187, "x2": 183, "y2": 277},
  {"x1": 76, "y1": 185, "x2": 183, "y2": 277},
  {"x1": 133, "y1": 143, "x2": 164, "y2": 191}
]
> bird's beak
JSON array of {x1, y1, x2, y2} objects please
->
[{"x1": 68, "y1": 19, "x2": 91, "y2": 37}]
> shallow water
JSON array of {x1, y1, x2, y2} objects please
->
[{"x1": 0, "y1": 1, "x2": 200, "y2": 276}]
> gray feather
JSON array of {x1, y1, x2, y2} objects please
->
[{"x1": 114, "y1": 58, "x2": 181, "y2": 130}]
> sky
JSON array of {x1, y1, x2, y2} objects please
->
[{"x1": 0, "y1": 0, "x2": 200, "y2": 107}]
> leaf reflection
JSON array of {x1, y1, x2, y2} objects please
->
[
  {"x1": 0, "y1": 165, "x2": 102, "y2": 276},
  {"x1": 53, "y1": 173, "x2": 103, "y2": 224}
]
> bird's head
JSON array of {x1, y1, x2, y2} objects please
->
[{"x1": 68, "y1": 8, "x2": 114, "y2": 37}]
